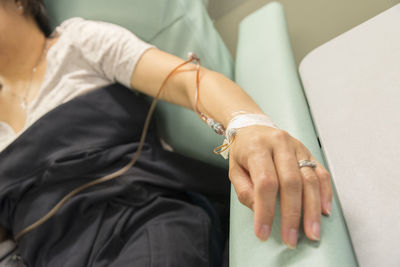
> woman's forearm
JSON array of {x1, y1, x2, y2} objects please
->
[
  {"x1": 184, "y1": 67, "x2": 264, "y2": 127},
  {"x1": 131, "y1": 48, "x2": 265, "y2": 127}
]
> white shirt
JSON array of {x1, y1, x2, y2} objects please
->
[{"x1": 0, "y1": 17, "x2": 154, "y2": 152}]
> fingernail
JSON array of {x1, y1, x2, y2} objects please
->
[
  {"x1": 326, "y1": 201, "x2": 332, "y2": 216},
  {"x1": 286, "y1": 228, "x2": 298, "y2": 249},
  {"x1": 258, "y1": 224, "x2": 271, "y2": 241},
  {"x1": 311, "y1": 222, "x2": 320, "y2": 241}
]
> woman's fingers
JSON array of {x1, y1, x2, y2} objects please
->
[
  {"x1": 229, "y1": 163, "x2": 255, "y2": 210},
  {"x1": 295, "y1": 154, "x2": 321, "y2": 243},
  {"x1": 273, "y1": 144, "x2": 303, "y2": 249},
  {"x1": 311, "y1": 156, "x2": 333, "y2": 216},
  {"x1": 299, "y1": 165, "x2": 321, "y2": 241},
  {"x1": 247, "y1": 153, "x2": 279, "y2": 241}
]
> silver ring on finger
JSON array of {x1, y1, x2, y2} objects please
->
[{"x1": 298, "y1": 160, "x2": 318, "y2": 169}]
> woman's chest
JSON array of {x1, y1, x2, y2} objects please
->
[
  {"x1": 0, "y1": 72, "x2": 112, "y2": 153},
  {"x1": 0, "y1": 76, "x2": 44, "y2": 133}
]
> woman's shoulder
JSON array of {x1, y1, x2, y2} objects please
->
[
  {"x1": 55, "y1": 17, "x2": 137, "y2": 43},
  {"x1": 57, "y1": 17, "x2": 85, "y2": 30},
  {"x1": 57, "y1": 17, "x2": 128, "y2": 33},
  {"x1": 53, "y1": 17, "x2": 88, "y2": 39}
]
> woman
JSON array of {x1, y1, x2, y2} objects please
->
[{"x1": 0, "y1": 0, "x2": 332, "y2": 266}]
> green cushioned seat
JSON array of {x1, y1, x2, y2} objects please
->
[
  {"x1": 232, "y1": 3, "x2": 357, "y2": 266},
  {"x1": 44, "y1": 0, "x2": 358, "y2": 266}
]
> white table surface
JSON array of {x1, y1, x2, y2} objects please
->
[{"x1": 299, "y1": 4, "x2": 400, "y2": 267}]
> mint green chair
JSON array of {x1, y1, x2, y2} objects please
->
[
  {"x1": 231, "y1": 4, "x2": 357, "y2": 266},
  {"x1": 44, "y1": 0, "x2": 358, "y2": 266}
]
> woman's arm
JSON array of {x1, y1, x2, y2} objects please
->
[
  {"x1": 131, "y1": 48, "x2": 263, "y2": 126},
  {"x1": 131, "y1": 48, "x2": 332, "y2": 248}
]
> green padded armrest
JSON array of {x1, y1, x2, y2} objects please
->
[
  {"x1": 231, "y1": 2, "x2": 358, "y2": 266},
  {"x1": 44, "y1": 0, "x2": 233, "y2": 166}
]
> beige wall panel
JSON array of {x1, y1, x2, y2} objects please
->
[
  {"x1": 207, "y1": 0, "x2": 246, "y2": 19},
  {"x1": 213, "y1": 0, "x2": 400, "y2": 65}
]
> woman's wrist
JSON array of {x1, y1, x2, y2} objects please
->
[
  {"x1": 225, "y1": 113, "x2": 278, "y2": 141},
  {"x1": 214, "y1": 113, "x2": 278, "y2": 159}
]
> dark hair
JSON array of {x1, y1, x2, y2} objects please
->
[{"x1": 4, "y1": 0, "x2": 52, "y2": 37}]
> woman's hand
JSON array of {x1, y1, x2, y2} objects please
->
[{"x1": 228, "y1": 125, "x2": 332, "y2": 248}]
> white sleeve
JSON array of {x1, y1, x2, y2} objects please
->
[{"x1": 60, "y1": 17, "x2": 155, "y2": 88}]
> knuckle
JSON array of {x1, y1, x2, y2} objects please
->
[
  {"x1": 237, "y1": 188, "x2": 251, "y2": 204},
  {"x1": 320, "y1": 170, "x2": 331, "y2": 182},
  {"x1": 303, "y1": 172, "x2": 319, "y2": 186},
  {"x1": 257, "y1": 175, "x2": 279, "y2": 193},
  {"x1": 298, "y1": 142, "x2": 311, "y2": 153},
  {"x1": 285, "y1": 171, "x2": 299, "y2": 180},
  {"x1": 281, "y1": 176, "x2": 302, "y2": 193},
  {"x1": 272, "y1": 130, "x2": 290, "y2": 142},
  {"x1": 294, "y1": 142, "x2": 312, "y2": 157}
]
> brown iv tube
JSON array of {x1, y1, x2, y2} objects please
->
[{"x1": 15, "y1": 54, "x2": 215, "y2": 240}]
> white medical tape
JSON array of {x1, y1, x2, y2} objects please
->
[{"x1": 219, "y1": 114, "x2": 278, "y2": 159}]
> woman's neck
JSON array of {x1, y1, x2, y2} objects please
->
[{"x1": 0, "y1": 21, "x2": 47, "y2": 84}]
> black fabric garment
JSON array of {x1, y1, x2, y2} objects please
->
[{"x1": 0, "y1": 84, "x2": 230, "y2": 267}]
